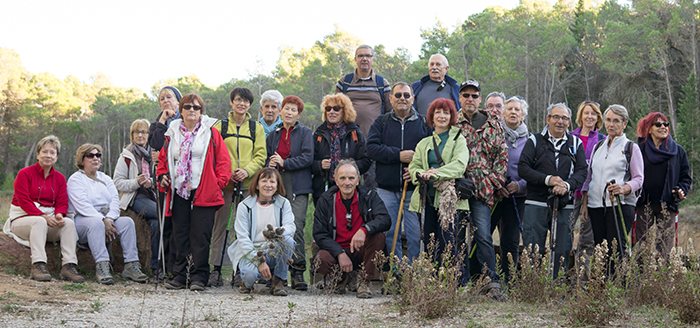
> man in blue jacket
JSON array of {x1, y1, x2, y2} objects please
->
[
  {"x1": 411, "y1": 54, "x2": 461, "y2": 116},
  {"x1": 367, "y1": 82, "x2": 432, "y2": 264}
]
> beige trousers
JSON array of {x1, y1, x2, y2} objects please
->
[{"x1": 10, "y1": 216, "x2": 78, "y2": 265}]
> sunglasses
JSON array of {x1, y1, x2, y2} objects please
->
[
  {"x1": 461, "y1": 93, "x2": 480, "y2": 99},
  {"x1": 325, "y1": 106, "x2": 343, "y2": 112},
  {"x1": 583, "y1": 100, "x2": 600, "y2": 107},
  {"x1": 85, "y1": 152, "x2": 102, "y2": 159},
  {"x1": 653, "y1": 122, "x2": 670, "y2": 128},
  {"x1": 394, "y1": 92, "x2": 411, "y2": 99},
  {"x1": 345, "y1": 213, "x2": 352, "y2": 231},
  {"x1": 182, "y1": 104, "x2": 202, "y2": 111}
]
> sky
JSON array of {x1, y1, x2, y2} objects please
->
[{"x1": 2, "y1": 0, "x2": 522, "y2": 93}]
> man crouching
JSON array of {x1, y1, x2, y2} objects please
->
[{"x1": 312, "y1": 159, "x2": 390, "y2": 298}]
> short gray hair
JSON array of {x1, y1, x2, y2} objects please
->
[
  {"x1": 37, "y1": 135, "x2": 61, "y2": 154},
  {"x1": 603, "y1": 104, "x2": 630, "y2": 123},
  {"x1": 485, "y1": 92, "x2": 506, "y2": 104},
  {"x1": 356, "y1": 45, "x2": 373, "y2": 56},
  {"x1": 335, "y1": 158, "x2": 360, "y2": 178},
  {"x1": 546, "y1": 102, "x2": 572, "y2": 118},
  {"x1": 391, "y1": 82, "x2": 412, "y2": 95},
  {"x1": 505, "y1": 96, "x2": 529, "y2": 118},
  {"x1": 260, "y1": 90, "x2": 283, "y2": 108},
  {"x1": 429, "y1": 54, "x2": 449, "y2": 67}
]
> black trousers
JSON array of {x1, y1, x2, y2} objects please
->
[
  {"x1": 589, "y1": 204, "x2": 634, "y2": 256},
  {"x1": 170, "y1": 190, "x2": 217, "y2": 285}
]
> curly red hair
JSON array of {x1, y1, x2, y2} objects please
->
[
  {"x1": 281, "y1": 95, "x2": 304, "y2": 114},
  {"x1": 636, "y1": 112, "x2": 668, "y2": 138},
  {"x1": 426, "y1": 98, "x2": 458, "y2": 127}
]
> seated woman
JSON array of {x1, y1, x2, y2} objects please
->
[
  {"x1": 113, "y1": 119, "x2": 159, "y2": 275},
  {"x1": 228, "y1": 167, "x2": 295, "y2": 296},
  {"x1": 3, "y1": 135, "x2": 84, "y2": 283},
  {"x1": 311, "y1": 93, "x2": 370, "y2": 205},
  {"x1": 67, "y1": 143, "x2": 148, "y2": 285},
  {"x1": 408, "y1": 98, "x2": 469, "y2": 278}
]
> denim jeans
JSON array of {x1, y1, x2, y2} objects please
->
[
  {"x1": 377, "y1": 187, "x2": 420, "y2": 264},
  {"x1": 239, "y1": 235, "x2": 295, "y2": 288},
  {"x1": 522, "y1": 204, "x2": 573, "y2": 278},
  {"x1": 468, "y1": 199, "x2": 498, "y2": 280},
  {"x1": 131, "y1": 194, "x2": 159, "y2": 270},
  {"x1": 490, "y1": 196, "x2": 524, "y2": 281}
]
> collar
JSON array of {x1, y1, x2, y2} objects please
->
[
  {"x1": 354, "y1": 68, "x2": 375, "y2": 82},
  {"x1": 260, "y1": 116, "x2": 282, "y2": 129},
  {"x1": 32, "y1": 162, "x2": 54, "y2": 177}
]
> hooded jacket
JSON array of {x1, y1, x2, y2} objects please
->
[{"x1": 265, "y1": 121, "x2": 314, "y2": 196}]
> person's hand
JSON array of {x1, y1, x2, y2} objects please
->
[
  {"x1": 350, "y1": 229, "x2": 366, "y2": 253},
  {"x1": 337, "y1": 252, "x2": 353, "y2": 273},
  {"x1": 151, "y1": 151, "x2": 159, "y2": 161},
  {"x1": 399, "y1": 150, "x2": 415, "y2": 163},
  {"x1": 403, "y1": 167, "x2": 411, "y2": 180},
  {"x1": 233, "y1": 168, "x2": 249, "y2": 182},
  {"x1": 43, "y1": 215, "x2": 59, "y2": 227},
  {"x1": 580, "y1": 206, "x2": 589, "y2": 223},
  {"x1": 103, "y1": 218, "x2": 119, "y2": 242},
  {"x1": 548, "y1": 176, "x2": 566, "y2": 188},
  {"x1": 142, "y1": 179, "x2": 152, "y2": 189},
  {"x1": 321, "y1": 159, "x2": 331, "y2": 170},
  {"x1": 136, "y1": 173, "x2": 148, "y2": 186},
  {"x1": 55, "y1": 213, "x2": 65, "y2": 227},
  {"x1": 495, "y1": 188, "x2": 509, "y2": 200},
  {"x1": 258, "y1": 262, "x2": 271, "y2": 279},
  {"x1": 269, "y1": 152, "x2": 284, "y2": 168},
  {"x1": 506, "y1": 181, "x2": 519, "y2": 195},
  {"x1": 160, "y1": 175, "x2": 170, "y2": 188},
  {"x1": 158, "y1": 109, "x2": 176, "y2": 124},
  {"x1": 677, "y1": 189, "x2": 686, "y2": 201},
  {"x1": 552, "y1": 185, "x2": 568, "y2": 196},
  {"x1": 607, "y1": 183, "x2": 630, "y2": 195}
]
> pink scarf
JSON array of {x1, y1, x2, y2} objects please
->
[{"x1": 176, "y1": 121, "x2": 202, "y2": 200}]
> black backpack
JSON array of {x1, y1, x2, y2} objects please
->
[{"x1": 219, "y1": 119, "x2": 256, "y2": 142}]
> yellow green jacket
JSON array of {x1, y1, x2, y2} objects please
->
[
  {"x1": 408, "y1": 126, "x2": 470, "y2": 213},
  {"x1": 213, "y1": 112, "x2": 267, "y2": 190}
]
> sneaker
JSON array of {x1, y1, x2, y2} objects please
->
[
  {"x1": 231, "y1": 271, "x2": 242, "y2": 288},
  {"x1": 271, "y1": 276, "x2": 288, "y2": 296},
  {"x1": 95, "y1": 261, "x2": 114, "y2": 285},
  {"x1": 190, "y1": 281, "x2": 205, "y2": 291},
  {"x1": 164, "y1": 280, "x2": 186, "y2": 290},
  {"x1": 356, "y1": 280, "x2": 373, "y2": 299},
  {"x1": 30, "y1": 262, "x2": 51, "y2": 282},
  {"x1": 290, "y1": 270, "x2": 308, "y2": 291},
  {"x1": 239, "y1": 284, "x2": 253, "y2": 294},
  {"x1": 59, "y1": 263, "x2": 85, "y2": 283},
  {"x1": 121, "y1": 261, "x2": 148, "y2": 283},
  {"x1": 208, "y1": 270, "x2": 223, "y2": 287}
]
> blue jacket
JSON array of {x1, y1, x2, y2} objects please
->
[
  {"x1": 367, "y1": 109, "x2": 432, "y2": 192},
  {"x1": 265, "y1": 122, "x2": 314, "y2": 196},
  {"x1": 411, "y1": 74, "x2": 461, "y2": 110}
]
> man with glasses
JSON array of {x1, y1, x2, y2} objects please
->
[
  {"x1": 367, "y1": 82, "x2": 431, "y2": 265},
  {"x1": 411, "y1": 54, "x2": 461, "y2": 116},
  {"x1": 312, "y1": 159, "x2": 391, "y2": 298},
  {"x1": 484, "y1": 91, "x2": 506, "y2": 121},
  {"x1": 454, "y1": 79, "x2": 508, "y2": 300},
  {"x1": 518, "y1": 103, "x2": 588, "y2": 278},
  {"x1": 336, "y1": 45, "x2": 392, "y2": 189}
]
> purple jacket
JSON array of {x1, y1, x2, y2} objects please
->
[
  {"x1": 506, "y1": 135, "x2": 528, "y2": 198},
  {"x1": 571, "y1": 127, "x2": 605, "y2": 196}
]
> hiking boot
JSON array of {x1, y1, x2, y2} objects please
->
[
  {"x1": 258, "y1": 277, "x2": 271, "y2": 287},
  {"x1": 480, "y1": 281, "x2": 508, "y2": 302},
  {"x1": 347, "y1": 271, "x2": 358, "y2": 293},
  {"x1": 59, "y1": 263, "x2": 84, "y2": 283},
  {"x1": 30, "y1": 262, "x2": 51, "y2": 281},
  {"x1": 153, "y1": 270, "x2": 166, "y2": 284},
  {"x1": 121, "y1": 261, "x2": 148, "y2": 283},
  {"x1": 164, "y1": 280, "x2": 186, "y2": 290},
  {"x1": 271, "y1": 276, "x2": 288, "y2": 296},
  {"x1": 207, "y1": 270, "x2": 223, "y2": 287},
  {"x1": 231, "y1": 271, "x2": 242, "y2": 288},
  {"x1": 190, "y1": 281, "x2": 205, "y2": 291},
  {"x1": 239, "y1": 284, "x2": 253, "y2": 294},
  {"x1": 356, "y1": 280, "x2": 373, "y2": 299},
  {"x1": 333, "y1": 274, "x2": 350, "y2": 295},
  {"x1": 290, "y1": 270, "x2": 308, "y2": 291},
  {"x1": 95, "y1": 261, "x2": 114, "y2": 285}
]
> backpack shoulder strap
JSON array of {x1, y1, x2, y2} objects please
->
[
  {"x1": 593, "y1": 139, "x2": 605, "y2": 153},
  {"x1": 248, "y1": 119, "x2": 256, "y2": 143},
  {"x1": 381, "y1": 113, "x2": 391, "y2": 125},
  {"x1": 219, "y1": 119, "x2": 232, "y2": 139},
  {"x1": 624, "y1": 140, "x2": 633, "y2": 182},
  {"x1": 376, "y1": 75, "x2": 386, "y2": 114},
  {"x1": 341, "y1": 73, "x2": 354, "y2": 94},
  {"x1": 528, "y1": 133, "x2": 537, "y2": 149}
]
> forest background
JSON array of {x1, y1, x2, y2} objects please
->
[{"x1": 1, "y1": 0, "x2": 699, "y2": 200}]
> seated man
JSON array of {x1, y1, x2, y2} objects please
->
[{"x1": 312, "y1": 159, "x2": 390, "y2": 298}]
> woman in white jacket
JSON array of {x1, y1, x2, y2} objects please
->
[
  {"x1": 228, "y1": 167, "x2": 296, "y2": 296},
  {"x1": 113, "y1": 119, "x2": 159, "y2": 274}
]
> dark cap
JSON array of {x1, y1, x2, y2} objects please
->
[{"x1": 459, "y1": 79, "x2": 481, "y2": 92}]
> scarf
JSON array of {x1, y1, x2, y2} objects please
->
[
  {"x1": 638, "y1": 134, "x2": 678, "y2": 165},
  {"x1": 127, "y1": 142, "x2": 152, "y2": 177},
  {"x1": 327, "y1": 122, "x2": 347, "y2": 181},
  {"x1": 175, "y1": 121, "x2": 202, "y2": 200},
  {"x1": 501, "y1": 121, "x2": 529, "y2": 148}
]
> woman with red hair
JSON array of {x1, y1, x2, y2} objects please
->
[{"x1": 635, "y1": 112, "x2": 692, "y2": 257}]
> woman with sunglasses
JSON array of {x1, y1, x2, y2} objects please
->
[
  {"x1": 113, "y1": 119, "x2": 159, "y2": 276},
  {"x1": 4, "y1": 136, "x2": 84, "y2": 283},
  {"x1": 634, "y1": 112, "x2": 691, "y2": 258},
  {"x1": 311, "y1": 93, "x2": 370, "y2": 205},
  {"x1": 266, "y1": 95, "x2": 313, "y2": 291},
  {"x1": 67, "y1": 143, "x2": 148, "y2": 285},
  {"x1": 157, "y1": 94, "x2": 232, "y2": 290}
]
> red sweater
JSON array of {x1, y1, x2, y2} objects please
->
[
  {"x1": 334, "y1": 190, "x2": 367, "y2": 248},
  {"x1": 11, "y1": 163, "x2": 68, "y2": 217}
]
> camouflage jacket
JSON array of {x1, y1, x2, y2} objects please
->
[{"x1": 455, "y1": 109, "x2": 508, "y2": 207}]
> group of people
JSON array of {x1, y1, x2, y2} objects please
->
[{"x1": 4, "y1": 45, "x2": 691, "y2": 301}]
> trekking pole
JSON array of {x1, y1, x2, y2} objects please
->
[
  {"x1": 151, "y1": 160, "x2": 166, "y2": 287},
  {"x1": 610, "y1": 179, "x2": 631, "y2": 255},
  {"x1": 419, "y1": 179, "x2": 427, "y2": 253},
  {"x1": 672, "y1": 188, "x2": 681, "y2": 247},
  {"x1": 390, "y1": 179, "x2": 409, "y2": 259},
  {"x1": 511, "y1": 195, "x2": 523, "y2": 233},
  {"x1": 547, "y1": 189, "x2": 559, "y2": 277},
  {"x1": 606, "y1": 180, "x2": 626, "y2": 257},
  {"x1": 219, "y1": 182, "x2": 243, "y2": 268}
]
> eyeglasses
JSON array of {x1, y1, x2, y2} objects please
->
[
  {"x1": 605, "y1": 118, "x2": 626, "y2": 125},
  {"x1": 548, "y1": 115, "x2": 570, "y2": 122},
  {"x1": 486, "y1": 104, "x2": 503, "y2": 109},
  {"x1": 393, "y1": 92, "x2": 411, "y2": 99},
  {"x1": 134, "y1": 130, "x2": 148, "y2": 135},
  {"x1": 324, "y1": 106, "x2": 343, "y2": 112},
  {"x1": 232, "y1": 97, "x2": 250, "y2": 104},
  {"x1": 461, "y1": 93, "x2": 480, "y2": 99},
  {"x1": 653, "y1": 122, "x2": 670, "y2": 128},
  {"x1": 183, "y1": 105, "x2": 202, "y2": 111},
  {"x1": 85, "y1": 152, "x2": 102, "y2": 159},
  {"x1": 355, "y1": 54, "x2": 373, "y2": 58}
]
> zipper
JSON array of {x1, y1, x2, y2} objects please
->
[{"x1": 400, "y1": 120, "x2": 405, "y2": 181}]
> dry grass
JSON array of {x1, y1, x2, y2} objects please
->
[{"x1": 0, "y1": 192, "x2": 11, "y2": 225}]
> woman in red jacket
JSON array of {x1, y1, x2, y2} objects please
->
[{"x1": 157, "y1": 94, "x2": 232, "y2": 291}]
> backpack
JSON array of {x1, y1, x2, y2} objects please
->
[
  {"x1": 593, "y1": 139, "x2": 634, "y2": 182},
  {"x1": 341, "y1": 73, "x2": 387, "y2": 115},
  {"x1": 220, "y1": 119, "x2": 256, "y2": 142}
]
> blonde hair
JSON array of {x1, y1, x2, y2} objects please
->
[
  {"x1": 37, "y1": 135, "x2": 61, "y2": 154},
  {"x1": 129, "y1": 119, "x2": 150, "y2": 143},
  {"x1": 321, "y1": 94, "x2": 356, "y2": 123}
]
